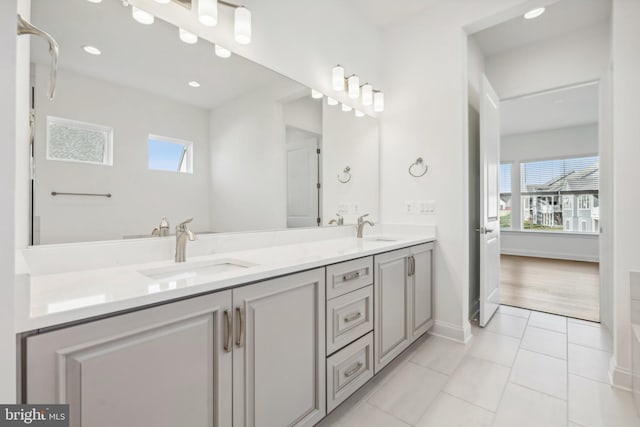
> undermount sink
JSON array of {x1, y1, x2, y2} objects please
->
[{"x1": 140, "y1": 259, "x2": 256, "y2": 283}]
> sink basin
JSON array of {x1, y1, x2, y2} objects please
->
[
  {"x1": 365, "y1": 237, "x2": 398, "y2": 242},
  {"x1": 140, "y1": 259, "x2": 255, "y2": 283}
]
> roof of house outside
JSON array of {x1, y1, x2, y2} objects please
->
[{"x1": 526, "y1": 163, "x2": 599, "y2": 193}]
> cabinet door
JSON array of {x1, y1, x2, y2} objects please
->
[
  {"x1": 233, "y1": 268, "x2": 326, "y2": 427},
  {"x1": 374, "y1": 248, "x2": 411, "y2": 373},
  {"x1": 410, "y1": 243, "x2": 434, "y2": 341},
  {"x1": 26, "y1": 291, "x2": 233, "y2": 427}
]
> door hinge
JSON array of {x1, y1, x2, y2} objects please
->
[
  {"x1": 317, "y1": 183, "x2": 321, "y2": 189},
  {"x1": 317, "y1": 217, "x2": 321, "y2": 225},
  {"x1": 316, "y1": 148, "x2": 321, "y2": 154}
]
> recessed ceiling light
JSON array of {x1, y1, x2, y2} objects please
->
[
  {"x1": 524, "y1": 7, "x2": 545, "y2": 19},
  {"x1": 82, "y1": 45, "x2": 101, "y2": 55},
  {"x1": 188, "y1": 81, "x2": 201, "y2": 88}
]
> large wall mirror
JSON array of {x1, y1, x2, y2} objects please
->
[{"x1": 29, "y1": 0, "x2": 379, "y2": 245}]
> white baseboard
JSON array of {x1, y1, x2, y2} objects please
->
[
  {"x1": 431, "y1": 320, "x2": 473, "y2": 344},
  {"x1": 609, "y1": 357, "x2": 633, "y2": 391},
  {"x1": 501, "y1": 248, "x2": 599, "y2": 263}
]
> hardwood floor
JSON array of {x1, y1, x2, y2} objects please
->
[{"x1": 500, "y1": 255, "x2": 600, "y2": 322}]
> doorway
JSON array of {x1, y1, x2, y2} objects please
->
[
  {"x1": 286, "y1": 126, "x2": 321, "y2": 228},
  {"x1": 467, "y1": 0, "x2": 611, "y2": 325}
]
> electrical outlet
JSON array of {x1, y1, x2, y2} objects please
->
[
  {"x1": 425, "y1": 200, "x2": 436, "y2": 215},
  {"x1": 405, "y1": 200, "x2": 416, "y2": 215}
]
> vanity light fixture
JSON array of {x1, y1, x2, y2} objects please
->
[
  {"x1": 348, "y1": 75, "x2": 360, "y2": 99},
  {"x1": 234, "y1": 6, "x2": 252, "y2": 44},
  {"x1": 188, "y1": 81, "x2": 201, "y2": 88},
  {"x1": 361, "y1": 83, "x2": 373, "y2": 106},
  {"x1": 132, "y1": 6, "x2": 154, "y2": 25},
  {"x1": 341, "y1": 103, "x2": 352, "y2": 112},
  {"x1": 82, "y1": 45, "x2": 101, "y2": 55},
  {"x1": 198, "y1": 0, "x2": 218, "y2": 27},
  {"x1": 355, "y1": 110, "x2": 365, "y2": 118},
  {"x1": 215, "y1": 44, "x2": 232, "y2": 58},
  {"x1": 327, "y1": 97, "x2": 338, "y2": 106},
  {"x1": 311, "y1": 89, "x2": 323, "y2": 99},
  {"x1": 523, "y1": 7, "x2": 545, "y2": 19},
  {"x1": 179, "y1": 28, "x2": 198, "y2": 44},
  {"x1": 332, "y1": 65, "x2": 345, "y2": 91},
  {"x1": 373, "y1": 91, "x2": 385, "y2": 112}
]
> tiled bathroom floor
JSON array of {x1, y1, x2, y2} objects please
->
[{"x1": 316, "y1": 305, "x2": 640, "y2": 427}]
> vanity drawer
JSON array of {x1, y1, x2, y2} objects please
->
[
  {"x1": 326, "y1": 256, "x2": 373, "y2": 299},
  {"x1": 327, "y1": 286, "x2": 373, "y2": 355},
  {"x1": 326, "y1": 332, "x2": 374, "y2": 413}
]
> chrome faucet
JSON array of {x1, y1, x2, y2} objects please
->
[
  {"x1": 175, "y1": 218, "x2": 196, "y2": 263},
  {"x1": 356, "y1": 214, "x2": 374, "y2": 238},
  {"x1": 151, "y1": 217, "x2": 170, "y2": 237},
  {"x1": 328, "y1": 213, "x2": 344, "y2": 226}
]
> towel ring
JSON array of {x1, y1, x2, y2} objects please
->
[
  {"x1": 409, "y1": 157, "x2": 428, "y2": 178},
  {"x1": 338, "y1": 166, "x2": 352, "y2": 184}
]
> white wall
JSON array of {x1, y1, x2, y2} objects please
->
[
  {"x1": 208, "y1": 78, "x2": 304, "y2": 232},
  {"x1": 381, "y1": 0, "x2": 540, "y2": 342},
  {"x1": 485, "y1": 21, "x2": 610, "y2": 99},
  {"x1": 611, "y1": 0, "x2": 640, "y2": 390},
  {"x1": 0, "y1": 0, "x2": 18, "y2": 403},
  {"x1": 322, "y1": 103, "x2": 380, "y2": 225},
  {"x1": 33, "y1": 66, "x2": 212, "y2": 243},
  {"x1": 283, "y1": 96, "x2": 322, "y2": 135}
]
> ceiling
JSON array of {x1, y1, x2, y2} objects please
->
[
  {"x1": 348, "y1": 0, "x2": 441, "y2": 29},
  {"x1": 501, "y1": 82, "x2": 599, "y2": 136},
  {"x1": 31, "y1": 0, "x2": 298, "y2": 110},
  {"x1": 473, "y1": 0, "x2": 611, "y2": 57}
]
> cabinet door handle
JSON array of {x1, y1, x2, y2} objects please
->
[
  {"x1": 412, "y1": 256, "x2": 416, "y2": 276},
  {"x1": 223, "y1": 309, "x2": 232, "y2": 353},
  {"x1": 342, "y1": 271, "x2": 360, "y2": 282},
  {"x1": 344, "y1": 362, "x2": 363, "y2": 378},
  {"x1": 344, "y1": 312, "x2": 362, "y2": 323},
  {"x1": 236, "y1": 306, "x2": 245, "y2": 348},
  {"x1": 408, "y1": 256, "x2": 415, "y2": 277}
]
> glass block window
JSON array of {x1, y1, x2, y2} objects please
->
[
  {"x1": 46, "y1": 116, "x2": 113, "y2": 165},
  {"x1": 148, "y1": 135, "x2": 193, "y2": 174}
]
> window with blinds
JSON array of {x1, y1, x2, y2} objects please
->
[
  {"x1": 520, "y1": 156, "x2": 599, "y2": 233},
  {"x1": 500, "y1": 163, "x2": 512, "y2": 229}
]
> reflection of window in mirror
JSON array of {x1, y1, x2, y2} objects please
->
[
  {"x1": 148, "y1": 135, "x2": 193, "y2": 174},
  {"x1": 46, "y1": 116, "x2": 113, "y2": 165}
]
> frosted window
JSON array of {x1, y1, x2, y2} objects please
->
[{"x1": 47, "y1": 116, "x2": 113, "y2": 165}]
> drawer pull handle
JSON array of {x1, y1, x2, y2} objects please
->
[
  {"x1": 344, "y1": 362, "x2": 364, "y2": 378},
  {"x1": 344, "y1": 312, "x2": 362, "y2": 322},
  {"x1": 342, "y1": 271, "x2": 361, "y2": 282},
  {"x1": 224, "y1": 309, "x2": 232, "y2": 353}
]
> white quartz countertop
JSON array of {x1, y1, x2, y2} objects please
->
[{"x1": 15, "y1": 233, "x2": 435, "y2": 333}]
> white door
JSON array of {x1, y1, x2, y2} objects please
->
[
  {"x1": 286, "y1": 127, "x2": 320, "y2": 228},
  {"x1": 479, "y1": 75, "x2": 501, "y2": 327}
]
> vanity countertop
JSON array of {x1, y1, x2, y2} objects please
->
[{"x1": 15, "y1": 232, "x2": 436, "y2": 333}]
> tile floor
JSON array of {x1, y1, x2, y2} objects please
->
[{"x1": 316, "y1": 305, "x2": 640, "y2": 427}]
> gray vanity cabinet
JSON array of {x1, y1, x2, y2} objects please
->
[
  {"x1": 232, "y1": 268, "x2": 326, "y2": 427},
  {"x1": 25, "y1": 291, "x2": 233, "y2": 427},
  {"x1": 374, "y1": 243, "x2": 434, "y2": 373}
]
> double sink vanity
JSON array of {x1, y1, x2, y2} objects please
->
[{"x1": 16, "y1": 226, "x2": 436, "y2": 427}]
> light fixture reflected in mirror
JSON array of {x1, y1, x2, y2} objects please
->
[
  {"x1": 132, "y1": 6, "x2": 154, "y2": 25},
  {"x1": 362, "y1": 83, "x2": 373, "y2": 106},
  {"x1": 341, "y1": 103, "x2": 352, "y2": 112},
  {"x1": 355, "y1": 110, "x2": 364, "y2": 117},
  {"x1": 327, "y1": 97, "x2": 338, "y2": 106},
  {"x1": 311, "y1": 89, "x2": 323, "y2": 99},
  {"x1": 179, "y1": 28, "x2": 198, "y2": 44},
  {"x1": 215, "y1": 44, "x2": 231, "y2": 58}
]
